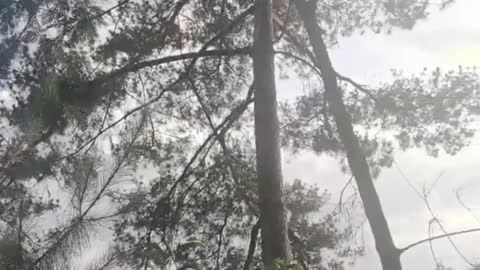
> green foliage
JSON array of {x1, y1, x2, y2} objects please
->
[
  {"x1": 0, "y1": 1, "x2": 476, "y2": 270},
  {"x1": 282, "y1": 69, "x2": 479, "y2": 177}
]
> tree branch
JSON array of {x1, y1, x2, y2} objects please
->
[
  {"x1": 274, "y1": 50, "x2": 322, "y2": 77},
  {"x1": 32, "y1": 120, "x2": 143, "y2": 269},
  {"x1": 395, "y1": 162, "x2": 476, "y2": 266},
  {"x1": 59, "y1": 89, "x2": 168, "y2": 161},
  {"x1": 90, "y1": 5, "x2": 254, "y2": 86},
  {"x1": 243, "y1": 220, "x2": 261, "y2": 270},
  {"x1": 62, "y1": 3, "x2": 254, "y2": 161},
  {"x1": 400, "y1": 228, "x2": 480, "y2": 253},
  {"x1": 336, "y1": 72, "x2": 381, "y2": 106},
  {"x1": 188, "y1": 77, "x2": 258, "y2": 215},
  {"x1": 91, "y1": 47, "x2": 251, "y2": 85},
  {"x1": 140, "y1": 24, "x2": 258, "y2": 261},
  {"x1": 87, "y1": 0, "x2": 130, "y2": 22}
]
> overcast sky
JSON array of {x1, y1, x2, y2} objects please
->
[{"x1": 279, "y1": 1, "x2": 480, "y2": 269}]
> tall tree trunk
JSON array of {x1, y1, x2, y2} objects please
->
[
  {"x1": 252, "y1": 0, "x2": 291, "y2": 268},
  {"x1": 294, "y1": 1, "x2": 402, "y2": 269}
]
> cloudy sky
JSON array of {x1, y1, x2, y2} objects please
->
[{"x1": 279, "y1": 1, "x2": 480, "y2": 269}]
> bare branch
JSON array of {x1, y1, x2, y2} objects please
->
[
  {"x1": 428, "y1": 219, "x2": 441, "y2": 268},
  {"x1": 401, "y1": 227, "x2": 480, "y2": 253},
  {"x1": 456, "y1": 189, "x2": 480, "y2": 225},
  {"x1": 395, "y1": 162, "x2": 476, "y2": 266},
  {"x1": 274, "y1": 50, "x2": 322, "y2": 77},
  {"x1": 338, "y1": 175, "x2": 354, "y2": 212},
  {"x1": 243, "y1": 220, "x2": 261, "y2": 270}
]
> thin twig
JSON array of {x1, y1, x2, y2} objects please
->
[
  {"x1": 456, "y1": 189, "x2": 480, "y2": 225},
  {"x1": 428, "y1": 220, "x2": 441, "y2": 268},
  {"x1": 395, "y1": 162, "x2": 476, "y2": 266},
  {"x1": 59, "y1": 89, "x2": 168, "y2": 161},
  {"x1": 338, "y1": 175, "x2": 354, "y2": 212}
]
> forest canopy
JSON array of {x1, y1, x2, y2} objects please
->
[{"x1": 0, "y1": 0, "x2": 479, "y2": 270}]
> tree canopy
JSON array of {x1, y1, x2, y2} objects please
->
[{"x1": 0, "y1": 0, "x2": 478, "y2": 269}]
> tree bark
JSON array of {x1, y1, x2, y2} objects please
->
[
  {"x1": 252, "y1": 0, "x2": 291, "y2": 268},
  {"x1": 294, "y1": 1, "x2": 402, "y2": 269}
]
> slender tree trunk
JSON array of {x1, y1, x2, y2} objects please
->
[
  {"x1": 294, "y1": 1, "x2": 402, "y2": 269},
  {"x1": 252, "y1": 0, "x2": 291, "y2": 268}
]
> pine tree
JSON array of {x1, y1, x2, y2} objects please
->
[{"x1": 0, "y1": 1, "x2": 478, "y2": 269}]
